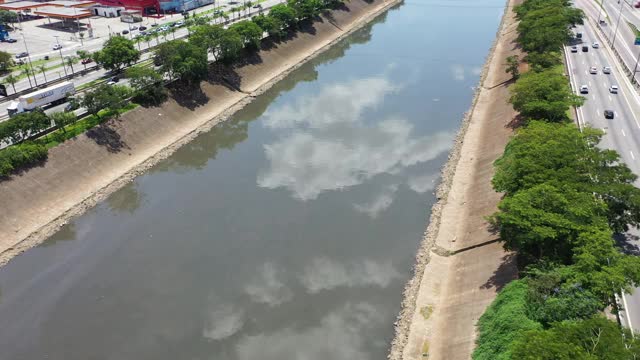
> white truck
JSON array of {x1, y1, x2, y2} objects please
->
[{"x1": 7, "y1": 81, "x2": 75, "y2": 116}]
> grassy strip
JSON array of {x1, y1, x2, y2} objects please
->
[{"x1": 36, "y1": 103, "x2": 138, "y2": 149}]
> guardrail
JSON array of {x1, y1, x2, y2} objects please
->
[{"x1": 592, "y1": 18, "x2": 640, "y2": 92}]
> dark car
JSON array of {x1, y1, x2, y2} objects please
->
[
  {"x1": 582, "y1": 45, "x2": 589, "y2": 52},
  {"x1": 604, "y1": 110, "x2": 614, "y2": 119},
  {"x1": 15, "y1": 51, "x2": 28, "y2": 58},
  {"x1": 139, "y1": 25, "x2": 147, "y2": 31},
  {"x1": 81, "y1": 57, "x2": 92, "y2": 64},
  {"x1": 122, "y1": 29, "x2": 129, "y2": 34}
]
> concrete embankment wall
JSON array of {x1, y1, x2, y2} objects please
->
[
  {"x1": 0, "y1": 0, "x2": 401, "y2": 266},
  {"x1": 388, "y1": 0, "x2": 521, "y2": 359}
]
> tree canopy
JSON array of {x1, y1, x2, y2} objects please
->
[
  {"x1": 155, "y1": 40, "x2": 208, "y2": 84},
  {"x1": 229, "y1": 20, "x2": 264, "y2": 50},
  {"x1": 93, "y1": 36, "x2": 140, "y2": 71}
]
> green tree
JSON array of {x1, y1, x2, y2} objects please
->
[
  {"x1": 287, "y1": 0, "x2": 323, "y2": 20},
  {"x1": 509, "y1": 68, "x2": 584, "y2": 122},
  {"x1": 0, "y1": 10, "x2": 18, "y2": 28},
  {"x1": 49, "y1": 111, "x2": 77, "y2": 132},
  {"x1": 155, "y1": 40, "x2": 208, "y2": 84},
  {"x1": 81, "y1": 84, "x2": 132, "y2": 118},
  {"x1": 505, "y1": 55, "x2": 519, "y2": 80},
  {"x1": 0, "y1": 110, "x2": 49, "y2": 143},
  {"x1": 21, "y1": 65, "x2": 34, "y2": 88},
  {"x1": 218, "y1": 29, "x2": 244, "y2": 64},
  {"x1": 253, "y1": 14, "x2": 284, "y2": 39},
  {"x1": 4, "y1": 73, "x2": 17, "y2": 94},
  {"x1": 189, "y1": 24, "x2": 225, "y2": 59},
  {"x1": 37, "y1": 64, "x2": 47, "y2": 83},
  {"x1": 268, "y1": 4, "x2": 297, "y2": 28},
  {"x1": 490, "y1": 184, "x2": 608, "y2": 262},
  {"x1": 525, "y1": 51, "x2": 562, "y2": 71},
  {"x1": 0, "y1": 50, "x2": 13, "y2": 72},
  {"x1": 492, "y1": 122, "x2": 640, "y2": 232},
  {"x1": 93, "y1": 36, "x2": 140, "y2": 72},
  {"x1": 229, "y1": 20, "x2": 263, "y2": 49},
  {"x1": 510, "y1": 316, "x2": 640, "y2": 360},
  {"x1": 125, "y1": 65, "x2": 166, "y2": 105},
  {"x1": 65, "y1": 56, "x2": 78, "y2": 76}
]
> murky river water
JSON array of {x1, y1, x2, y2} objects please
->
[{"x1": 0, "y1": 1, "x2": 505, "y2": 359}]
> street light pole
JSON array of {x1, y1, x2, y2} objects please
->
[
  {"x1": 612, "y1": 0, "x2": 625, "y2": 48},
  {"x1": 54, "y1": 35, "x2": 68, "y2": 78},
  {"x1": 20, "y1": 33, "x2": 37, "y2": 87}
]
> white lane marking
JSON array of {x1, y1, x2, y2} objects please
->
[
  {"x1": 589, "y1": 81, "x2": 592, "y2": 86},
  {"x1": 622, "y1": 129, "x2": 626, "y2": 137},
  {"x1": 609, "y1": 95, "x2": 613, "y2": 102},
  {"x1": 631, "y1": 151, "x2": 636, "y2": 160},
  {"x1": 615, "y1": 111, "x2": 618, "y2": 117},
  {"x1": 622, "y1": 292, "x2": 635, "y2": 333}
]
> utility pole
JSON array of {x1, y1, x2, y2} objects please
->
[
  {"x1": 21, "y1": 33, "x2": 37, "y2": 87},
  {"x1": 611, "y1": 0, "x2": 625, "y2": 48},
  {"x1": 54, "y1": 35, "x2": 68, "y2": 78}
]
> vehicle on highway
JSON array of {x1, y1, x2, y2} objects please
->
[
  {"x1": 580, "y1": 85, "x2": 589, "y2": 94},
  {"x1": 592, "y1": 42, "x2": 599, "y2": 48},
  {"x1": 139, "y1": 26, "x2": 147, "y2": 31},
  {"x1": 176, "y1": 20, "x2": 184, "y2": 26},
  {"x1": 577, "y1": 32, "x2": 583, "y2": 39},
  {"x1": 582, "y1": 45, "x2": 589, "y2": 52},
  {"x1": 610, "y1": 85, "x2": 619, "y2": 94},
  {"x1": 603, "y1": 66, "x2": 611, "y2": 74},
  {"x1": 15, "y1": 52, "x2": 28, "y2": 58},
  {"x1": 81, "y1": 57, "x2": 92, "y2": 64},
  {"x1": 604, "y1": 109, "x2": 615, "y2": 119},
  {"x1": 253, "y1": 4, "x2": 261, "y2": 8},
  {"x1": 107, "y1": 76, "x2": 119, "y2": 85},
  {"x1": 7, "y1": 81, "x2": 75, "y2": 116},
  {"x1": 3, "y1": 38, "x2": 16, "y2": 43},
  {"x1": 571, "y1": 45, "x2": 578, "y2": 53},
  {"x1": 52, "y1": 43, "x2": 62, "y2": 50},
  {"x1": 590, "y1": 66, "x2": 598, "y2": 74},
  {"x1": 122, "y1": 30, "x2": 129, "y2": 34}
]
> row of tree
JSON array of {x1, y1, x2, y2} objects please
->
[{"x1": 474, "y1": 0, "x2": 640, "y2": 358}]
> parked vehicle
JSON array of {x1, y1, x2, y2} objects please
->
[
  {"x1": 15, "y1": 51, "x2": 28, "y2": 58},
  {"x1": 139, "y1": 26, "x2": 147, "y2": 31},
  {"x1": 130, "y1": 25, "x2": 138, "y2": 30},
  {"x1": 52, "y1": 43, "x2": 62, "y2": 50},
  {"x1": 122, "y1": 29, "x2": 130, "y2": 34},
  {"x1": 7, "y1": 81, "x2": 75, "y2": 116},
  {"x1": 3, "y1": 38, "x2": 16, "y2": 43}
]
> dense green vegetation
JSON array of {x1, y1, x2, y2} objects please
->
[
  {"x1": 473, "y1": 0, "x2": 640, "y2": 358},
  {"x1": 0, "y1": 0, "x2": 353, "y2": 178}
]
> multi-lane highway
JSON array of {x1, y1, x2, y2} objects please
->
[{"x1": 566, "y1": 6, "x2": 640, "y2": 332}]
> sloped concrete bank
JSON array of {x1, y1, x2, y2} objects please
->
[
  {"x1": 388, "y1": 0, "x2": 521, "y2": 359},
  {"x1": 0, "y1": 0, "x2": 401, "y2": 266}
]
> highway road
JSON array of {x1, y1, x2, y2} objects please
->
[{"x1": 565, "y1": 10, "x2": 640, "y2": 333}]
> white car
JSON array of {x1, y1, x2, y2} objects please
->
[
  {"x1": 592, "y1": 42, "x2": 600, "y2": 48},
  {"x1": 590, "y1": 66, "x2": 598, "y2": 74},
  {"x1": 610, "y1": 85, "x2": 619, "y2": 94},
  {"x1": 580, "y1": 85, "x2": 589, "y2": 94},
  {"x1": 52, "y1": 43, "x2": 62, "y2": 50},
  {"x1": 603, "y1": 66, "x2": 611, "y2": 74}
]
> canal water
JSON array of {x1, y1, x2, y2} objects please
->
[{"x1": 0, "y1": 1, "x2": 505, "y2": 359}]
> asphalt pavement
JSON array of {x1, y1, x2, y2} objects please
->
[{"x1": 565, "y1": 9, "x2": 640, "y2": 333}]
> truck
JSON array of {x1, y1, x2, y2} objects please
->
[{"x1": 7, "y1": 81, "x2": 75, "y2": 116}]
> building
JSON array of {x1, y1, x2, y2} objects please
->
[{"x1": 92, "y1": 0, "x2": 159, "y2": 15}]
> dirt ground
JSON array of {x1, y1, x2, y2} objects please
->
[
  {"x1": 0, "y1": 0, "x2": 401, "y2": 266},
  {"x1": 388, "y1": 0, "x2": 523, "y2": 359}
]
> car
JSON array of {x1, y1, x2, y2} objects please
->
[
  {"x1": 3, "y1": 38, "x2": 16, "y2": 43},
  {"x1": 176, "y1": 20, "x2": 184, "y2": 26},
  {"x1": 582, "y1": 45, "x2": 589, "y2": 52},
  {"x1": 603, "y1": 66, "x2": 611, "y2": 74},
  {"x1": 139, "y1": 25, "x2": 147, "y2": 31},
  {"x1": 122, "y1": 29, "x2": 129, "y2": 34},
  {"x1": 604, "y1": 110, "x2": 615, "y2": 119},
  {"x1": 130, "y1": 25, "x2": 138, "y2": 30},
  {"x1": 592, "y1": 42, "x2": 600, "y2": 48},
  {"x1": 52, "y1": 43, "x2": 62, "y2": 50},
  {"x1": 107, "y1": 76, "x2": 119, "y2": 85},
  {"x1": 580, "y1": 85, "x2": 589, "y2": 94},
  {"x1": 589, "y1": 66, "x2": 598, "y2": 74},
  {"x1": 81, "y1": 57, "x2": 92, "y2": 64},
  {"x1": 577, "y1": 32, "x2": 583, "y2": 39},
  {"x1": 610, "y1": 85, "x2": 619, "y2": 94},
  {"x1": 15, "y1": 51, "x2": 28, "y2": 58},
  {"x1": 253, "y1": 4, "x2": 261, "y2": 8},
  {"x1": 571, "y1": 45, "x2": 578, "y2": 53},
  {"x1": 151, "y1": 23, "x2": 158, "y2": 27}
]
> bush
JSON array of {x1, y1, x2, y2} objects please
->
[
  {"x1": 473, "y1": 280, "x2": 542, "y2": 360},
  {"x1": 0, "y1": 142, "x2": 48, "y2": 177}
]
